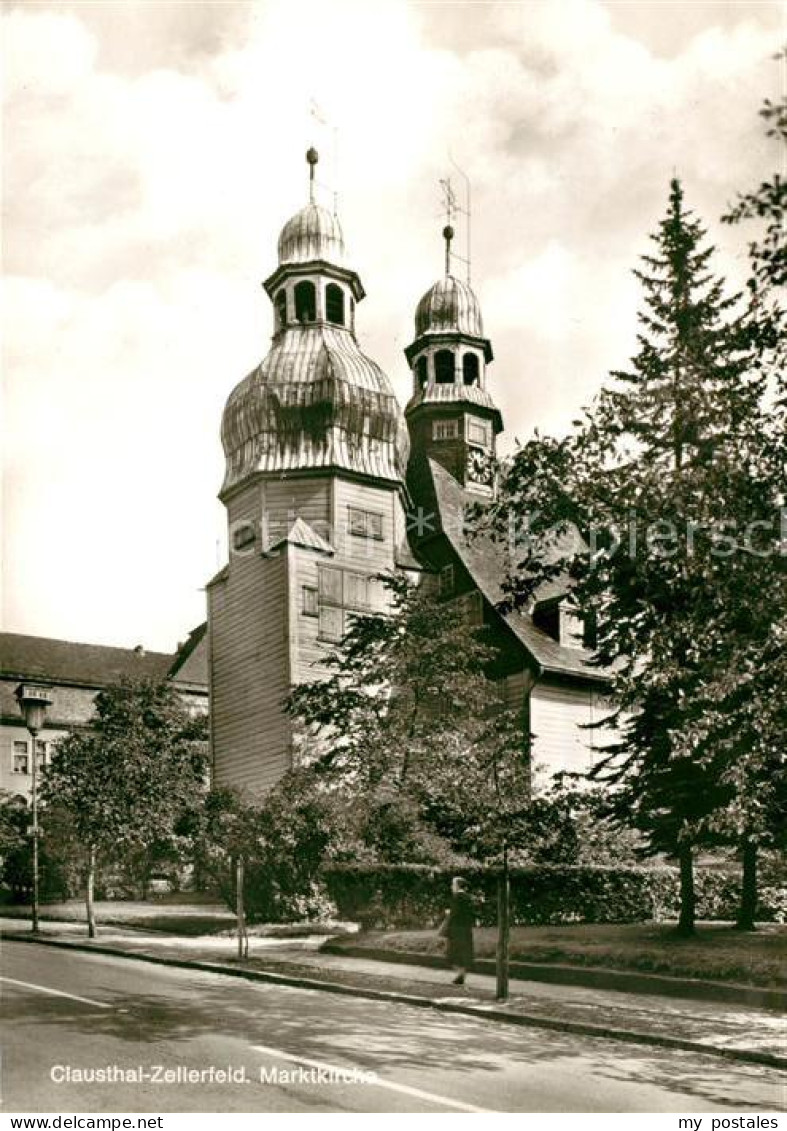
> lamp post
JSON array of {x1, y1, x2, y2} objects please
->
[{"x1": 15, "y1": 683, "x2": 52, "y2": 933}]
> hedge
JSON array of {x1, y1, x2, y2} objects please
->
[{"x1": 321, "y1": 863, "x2": 785, "y2": 929}]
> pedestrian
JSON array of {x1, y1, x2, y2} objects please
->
[{"x1": 439, "y1": 876, "x2": 475, "y2": 985}]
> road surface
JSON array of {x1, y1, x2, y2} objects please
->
[{"x1": 1, "y1": 941, "x2": 783, "y2": 1113}]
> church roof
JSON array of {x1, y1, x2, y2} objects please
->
[
  {"x1": 221, "y1": 325, "x2": 409, "y2": 495},
  {"x1": 405, "y1": 378, "x2": 502, "y2": 427},
  {"x1": 268, "y1": 517, "x2": 335, "y2": 555},
  {"x1": 421, "y1": 459, "x2": 608, "y2": 683},
  {"x1": 278, "y1": 203, "x2": 345, "y2": 267},
  {"x1": 415, "y1": 275, "x2": 484, "y2": 338}
]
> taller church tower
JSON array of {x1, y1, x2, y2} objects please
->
[{"x1": 208, "y1": 150, "x2": 414, "y2": 793}]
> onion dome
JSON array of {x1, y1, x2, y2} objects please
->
[
  {"x1": 277, "y1": 203, "x2": 346, "y2": 267},
  {"x1": 414, "y1": 275, "x2": 484, "y2": 338},
  {"x1": 220, "y1": 326, "x2": 409, "y2": 496}
]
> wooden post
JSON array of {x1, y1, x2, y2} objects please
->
[
  {"x1": 236, "y1": 856, "x2": 248, "y2": 960},
  {"x1": 496, "y1": 842, "x2": 510, "y2": 1001},
  {"x1": 86, "y1": 846, "x2": 97, "y2": 939}
]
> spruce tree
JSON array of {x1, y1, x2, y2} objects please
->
[{"x1": 482, "y1": 179, "x2": 773, "y2": 934}]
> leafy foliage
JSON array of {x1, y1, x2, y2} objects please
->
[
  {"x1": 41, "y1": 680, "x2": 208, "y2": 881},
  {"x1": 287, "y1": 573, "x2": 530, "y2": 865}
]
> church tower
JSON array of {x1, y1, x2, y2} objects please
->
[
  {"x1": 404, "y1": 225, "x2": 502, "y2": 501},
  {"x1": 208, "y1": 150, "x2": 413, "y2": 793}
]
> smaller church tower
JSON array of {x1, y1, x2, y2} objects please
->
[{"x1": 404, "y1": 226, "x2": 502, "y2": 499}]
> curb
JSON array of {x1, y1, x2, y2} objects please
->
[
  {"x1": 320, "y1": 943, "x2": 787, "y2": 1012},
  {"x1": 3, "y1": 933, "x2": 785, "y2": 1071}
]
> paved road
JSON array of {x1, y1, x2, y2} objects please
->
[{"x1": 1, "y1": 941, "x2": 783, "y2": 1113}]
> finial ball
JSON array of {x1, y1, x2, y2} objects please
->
[
  {"x1": 306, "y1": 147, "x2": 319, "y2": 166},
  {"x1": 443, "y1": 224, "x2": 455, "y2": 241}
]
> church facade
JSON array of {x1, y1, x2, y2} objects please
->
[{"x1": 208, "y1": 152, "x2": 611, "y2": 796}]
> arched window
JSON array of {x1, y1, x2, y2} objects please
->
[
  {"x1": 416, "y1": 356, "x2": 428, "y2": 387},
  {"x1": 434, "y1": 350, "x2": 455, "y2": 384},
  {"x1": 463, "y1": 352, "x2": 479, "y2": 386},
  {"x1": 294, "y1": 280, "x2": 316, "y2": 323},
  {"x1": 275, "y1": 289, "x2": 287, "y2": 330},
  {"x1": 325, "y1": 283, "x2": 345, "y2": 326}
]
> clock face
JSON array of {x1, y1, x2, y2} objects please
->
[{"x1": 466, "y1": 445, "x2": 494, "y2": 486}]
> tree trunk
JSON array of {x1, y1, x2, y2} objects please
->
[
  {"x1": 676, "y1": 842, "x2": 695, "y2": 936},
  {"x1": 236, "y1": 856, "x2": 248, "y2": 960},
  {"x1": 86, "y1": 847, "x2": 97, "y2": 939},
  {"x1": 735, "y1": 838, "x2": 758, "y2": 932},
  {"x1": 496, "y1": 844, "x2": 510, "y2": 1001}
]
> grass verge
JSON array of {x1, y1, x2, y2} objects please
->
[{"x1": 329, "y1": 922, "x2": 786, "y2": 987}]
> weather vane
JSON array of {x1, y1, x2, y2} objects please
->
[
  {"x1": 439, "y1": 155, "x2": 472, "y2": 283},
  {"x1": 309, "y1": 98, "x2": 340, "y2": 213}
]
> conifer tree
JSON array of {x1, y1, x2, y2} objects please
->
[{"x1": 482, "y1": 179, "x2": 773, "y2": 934}]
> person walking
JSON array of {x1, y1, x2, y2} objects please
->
[{"x1": 440, "y1": 876, "x2": 475, "y2": 985}]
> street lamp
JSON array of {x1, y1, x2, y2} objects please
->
[{"x1": 15, "y1": 683, "x2": 52, "y2": 933}]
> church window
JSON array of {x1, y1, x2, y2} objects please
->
[
  {"x1": 325, "y1": 283, "x2": 345, "y2": 326},
  {"x1": 348, "y1": 507, "x2": 383, "y2": 541},
  {"x1": 294, "y1": 280, "x2": 317, "y2": 323},
  {"x1": 13, "y1": 742, "x2": 29, "y2": 774},
  {"x1": 433, "y1": 420, "x2": 458, "y2": 441},
  {"x1": 467, "y1": 418, "x2": 490, "y2": 447},
  {"x1": 275, "y1": 289, "x2": 288, "y2": 329},
  {"x1": 302, "y1": 586, "x2": 318, "y2": 617},
  {"x1": 416, "y1": 356, "x2": 428, "y2": 387},
  {"x1": 319, "y1": 566, "x2": 343, "y2": 606},
  {"x1": 463, "y1": 353, "x2": 480, "y2": 385},
  {"x1": 344, "y1": 571, "x2": 370, "y2": 609},
  {"x1": 232, "y1": 523, "x2": 256, "y2": 552},
  {"x1": 439, "y1": 563, "x2": 455, "y2": 596},
  {"x1": 434, "y1": 350, "x2": 455, "y2": 384},
  {"x1": 318, "y1": 606, "x2": 344, "y2": 642}
]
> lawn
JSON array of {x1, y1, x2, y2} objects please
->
[
  {"x1": 329, "y1": 922, "x2": 787, "y2": 987},
  {"x1": 0, "y1": 899, "x2": 235, "y2": 936}
]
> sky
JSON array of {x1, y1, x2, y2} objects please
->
[{"x1": 2, "y1": 0, "x2": 784, "y2": 652}]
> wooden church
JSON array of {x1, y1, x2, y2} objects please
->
[{"x1": 207, "y1": 150, "x2": 611, "y2": 795}]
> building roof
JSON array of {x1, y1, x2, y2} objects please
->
[
  {"x1": 422, "y1": 459, "x2": 608, "y2": 684},
  {"x1": 269, "y1": 517, "x2": 335, "y2": 556},
  {"x1": 278, "y1": 203, "x2": 346, "y2": 267},
  {"x1": 415, "y1": 275, "x2": 484, "y2": 338},
  {"x1": 0, "y1": 630, "x2": 207, "y2": 691},
  {"x1": 220, "y1": 325, "x2": 410, "y2": 496},
  {"x1": 168, "y1": 623, "x2": 209, "y2": 688}
]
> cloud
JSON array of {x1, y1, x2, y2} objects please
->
[{"x1": 2, "y1": 0, "x2": 782, "y2": 647}]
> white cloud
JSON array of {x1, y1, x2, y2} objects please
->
[{"x1": 2, "y1": 0, "x2": 782, "y2": 647}]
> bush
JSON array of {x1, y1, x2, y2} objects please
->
[
  {"x1": 321, "y1": 862, "x2": 786, "y2": 928},
  {"x1": 322, "y1": 863, "x2": 671, "y2": 929}
]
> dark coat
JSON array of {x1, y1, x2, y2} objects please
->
[{"x1": 444, "y1": 891, "x2": 474, "y2": 967}]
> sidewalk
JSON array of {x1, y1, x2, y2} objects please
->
[{"x1": 2, "y1": 917, "x2": 784, "y2": 1069}]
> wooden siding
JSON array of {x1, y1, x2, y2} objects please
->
[
  {"x1": 262, "y1": 478, "x2": 331, "y2": 548},
  {"x1": 530, "y1": 680, "x2": 601, "y2": 787},
  {"x1": 210, "y1": 485, "x2": 293, "y2": 795}
]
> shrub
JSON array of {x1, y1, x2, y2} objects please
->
[{"x1": 321, "y1": 862, "x2": 787, "y2": 928}]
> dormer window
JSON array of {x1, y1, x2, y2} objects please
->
[
  {"x1": 326, "y1": 283, "x2": 345, "y2": 326},
  {"x1": 463, "y1": 353, "x2": 479, "y2": 386},
  {"x1": 435, "y1": 350, "x2": 454, "y2": 384},
  {"x1": 294, "y1": 280, "x2": 316, "y2": 323}
]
